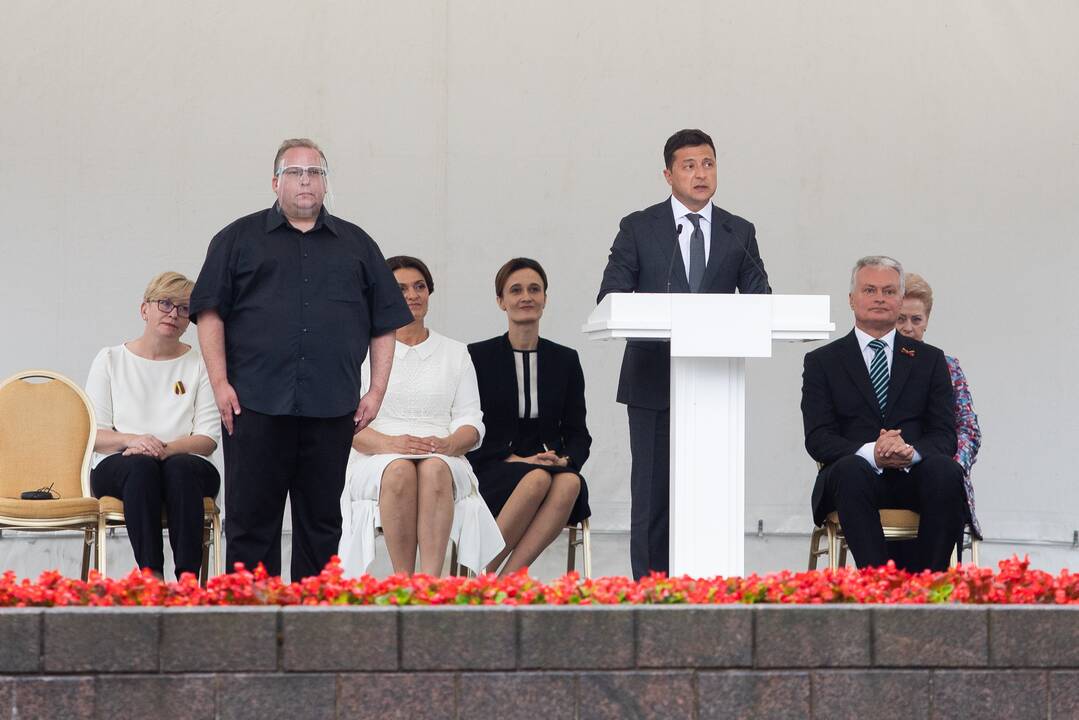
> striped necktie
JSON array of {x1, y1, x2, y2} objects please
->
[{"x1": 867, "y1": 338, "x2": 889, "y2": 415}]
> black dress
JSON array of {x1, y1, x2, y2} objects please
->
[{"x1": 467, "y1": 335, "x2": 591, "y2": 525}]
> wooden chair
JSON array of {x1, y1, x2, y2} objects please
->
[
  {"x1": 451, "y1": 519, "x2": 592, "y2": 578},
  {"x1": 809, "y1": 510, "x2": 980, "y2": 570},
  {"x1": 0, "y1": 370, "x2": 105, "y2": 579},
  {"x1": 97, "y1": 496, "x2": 222, "y2": 585},
  {"x1": 566, "y1": 517, "x2": 592, "y2": 579}
]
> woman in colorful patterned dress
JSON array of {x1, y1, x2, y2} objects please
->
[{"x1": 897, "y1": 273, "x2": 982, "y2": 540}]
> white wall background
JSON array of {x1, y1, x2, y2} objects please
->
[{"x1": 2, "y1": 1, "x2": 1076, "y2": 574}]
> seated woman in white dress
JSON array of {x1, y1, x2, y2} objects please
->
[{"x1": 339, "y1": 256, "x2": 504, "y2": 576}]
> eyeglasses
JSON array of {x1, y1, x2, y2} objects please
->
[
  {"x1": 276, "y1": 165, "x2": 328, "y2": 180},
  {"x1": 154, "y1": 299, "x2": 190, "y2": 318}
]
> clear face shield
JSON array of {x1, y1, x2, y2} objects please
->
[{"x1": 274, "y1": 161, "x2": 335, "y2": 214}]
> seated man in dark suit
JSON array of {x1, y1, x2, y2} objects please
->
[{"x1": 801, "y1": 255, "x2": 966, "y2": 571}]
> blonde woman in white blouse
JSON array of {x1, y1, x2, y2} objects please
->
[
  {"x1": 339, "y1": 256, "x2": 503, "y2": 576},
  {"x1": 85, "y1": 272, "x2": 221, "y2": 580}
]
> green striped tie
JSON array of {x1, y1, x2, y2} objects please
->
[{"x1": 868, "y1": 338, "x2": 889, "y2": 415}]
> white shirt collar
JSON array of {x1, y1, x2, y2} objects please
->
[
  {"x1": 670, "y1": 196, "x2": 712, "y2": 226},
  {"x1": 395, "y1": 329, "x2": 441, "y2": 360},
  {"x1": 854, "y1": 326, "x2": 896, "y2": 352}
]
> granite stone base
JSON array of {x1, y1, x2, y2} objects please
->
[{"x1": 0, "y1": 605, "x2": 1075, "y2": 719}]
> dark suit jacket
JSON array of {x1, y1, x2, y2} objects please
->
[
  {"x1": 466, "y1": 334, "x2": 591, "y2": 473},
  {"x1": 801, "y1": 330, "x2": 958, "y2": 524},
  {"x1": 596, "y1": 198, "x2": 771, "y2": 410}
]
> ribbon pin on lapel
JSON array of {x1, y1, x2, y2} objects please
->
[{"x1": 899, "y1": 347, "x2": 916, "y2": 358}]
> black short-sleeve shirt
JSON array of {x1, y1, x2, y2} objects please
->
[{"x1": 189, "y1": 204, "x2": 413, "y2": 418}]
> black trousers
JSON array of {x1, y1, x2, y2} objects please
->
[
  {"x1": 222, "y1": 408, "x2": 355, "y2": 581},
  {"x1": 91, "y1": 453, "x2": 220, "y2": 578},
  {"x1": 627, "y1": 406, "x2": 670, "y2": 580},
  {"x1": 819, "y1": 454, "x2": 966, "y2": 571}
]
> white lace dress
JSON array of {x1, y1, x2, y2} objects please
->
[{"x1": 338, "y1": 331, "x2": 505, "y2": 575}]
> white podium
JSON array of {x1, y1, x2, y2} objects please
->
[{"x1": 583, "y1": 294, "x2": 834, "y2": 577}]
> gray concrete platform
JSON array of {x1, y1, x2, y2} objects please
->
[{"x1": 0, "y1": 605, "x2": 1075, "y2": 719}]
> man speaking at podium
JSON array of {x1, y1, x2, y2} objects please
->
[{"x1": 597, "y1": 129, "x2": 771, "y2": 579}]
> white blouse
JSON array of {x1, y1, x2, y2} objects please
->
[
  {"x1": 84, "y1": 344, "x2": 221, "y2": 470},
  {"x1": 513, "y1": 349, "x2": 539, "y2": 419},
  {"x1": 363, "y1": 330, "x2": 485, "y2": 445}
]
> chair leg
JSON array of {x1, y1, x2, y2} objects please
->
[
  {"x1": 808, "y1": 528, "x2": 824, "y2": 570},
  {"x1": 826, "y1": 525, "x2": 838, "y2": 571},
  {"x1": 212, "y1": 512, "x2": 223, "y2": 578},
  {"x1": 449, "y1": 541, "x2": 459, "y2": 576},
  {"x1": 581, "y1": 518, "x2": 592, "y2": 580},
  {"x1": 950, "y1": 527, "x2": 963, "y2": 568},
  {"x1": 95, "y1": 516, "x2": 107, "y2": 578},
  {"x1": 838, "y1": 540, "x2": 848, "y2": 569},
  {"x1": 971, "y1": 538, "x2": 980, "y2": 567},
  {"x1": 199, "y1": 524, "x2": 210, "y2": 587},
  {"x1": 81, "y1": 529, "x2": 93, "y2": 581},
  {"x1": 567, "y1": 526, "x2": 578, "y2": 574}
]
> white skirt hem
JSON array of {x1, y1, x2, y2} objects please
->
[{"x1": 338, "y1": 450, "x2": 504, "y2": 575}]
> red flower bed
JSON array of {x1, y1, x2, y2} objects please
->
[{"x1": 0, "y1": 556, "x2": 1074, "y2": 607}]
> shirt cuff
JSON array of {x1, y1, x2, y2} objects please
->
[{"x1": 856, "y1": 443, "x2": 883, "y2": 474}]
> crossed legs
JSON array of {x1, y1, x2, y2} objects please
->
[
  {"x1": 485, "y1": 469, "x2": 581, "y2": 576},
  {"x1": 379, "y1": 458, "x2": 455, "y2": 575}
]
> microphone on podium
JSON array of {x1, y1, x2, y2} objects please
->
[
  {"x1": 722, "y1": 221, "x2": 772, "y2": 293},
  {"x1": 665, "y1": 224, "x2": 683, "y2": 293}
]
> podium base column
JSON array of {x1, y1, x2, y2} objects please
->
[{"x1": 669, "y1": 356, "x2": 745, "y2": 577}]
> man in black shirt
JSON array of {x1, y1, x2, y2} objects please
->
[{"x1": 190, "y1": 138, "x2": 413, "y2": 580}]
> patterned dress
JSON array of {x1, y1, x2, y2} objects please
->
[{"x1": 947, "y1": 355, "x2": 982, "y2": 538}]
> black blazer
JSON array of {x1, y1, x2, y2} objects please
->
[
  {"x1": 466, "y1": 334, "x2": 591, "y2": 473},
  {"x1": 596, "y1": 198, "x2": 771, "y2": 410},
  {"x1": 801, "y1": 330, "x2": 958, "y2": 524}
]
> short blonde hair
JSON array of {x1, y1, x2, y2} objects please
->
[
  {"x1": 274, "y1": 138, "x2": 327, "y2": 174},
  {"x1": 144, "y1": 271, "x2": 194, "y2": 303},
  {"x1": 903, "y1": 272, "x2": 934, "y2": 314}
]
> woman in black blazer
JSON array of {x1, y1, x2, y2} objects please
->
[{"x1": 467, "y1": 258, "x2": 591, "y2": 575}]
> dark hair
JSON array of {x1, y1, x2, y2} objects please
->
[
  {"x1": 663, "y1": 129, "x2": 716, "y2": 169},
  {"x1": 495, "y1": 257, "x2": 548, "y2": 298},
  {"x1": 386, "y1": 255, "x2": 434, "y2": 294}
]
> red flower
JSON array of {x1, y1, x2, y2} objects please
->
[{"x1": 0, "y1": 556, "x2": 1073, "y2": 607}]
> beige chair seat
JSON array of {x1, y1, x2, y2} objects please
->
[
  {"x1": 99, "y1": 495, "x2": 219, "y2": 525},
  {"x1": 809, "y1": 460, "x2": 978, "y2": 570},
  {"x1": 98, "y1": 494, "x2": 222, "y2": 584},
  {"x1": 824, "y1": 509, "x2": 920, "y2": 529},
  {"x1": 0, "y1": 496, "x2": 100, "y2": 521},
  {"x1": 811, "y1": 508, "x2": 978, "y2": 569}
]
